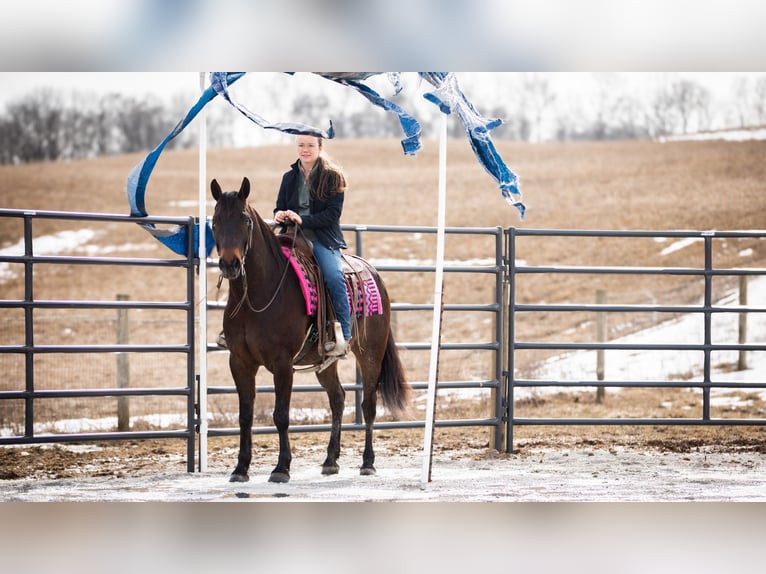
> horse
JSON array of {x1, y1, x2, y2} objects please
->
[{"x1": 211, "y1": 177, "x2": 411, "y2": 483}]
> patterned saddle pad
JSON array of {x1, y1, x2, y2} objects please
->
[{"x1": 280, "y1": 247, "x2": 383, "y2": 317}]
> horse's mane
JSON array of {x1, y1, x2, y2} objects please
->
[{"x1": 246, "y1": 203, "x2": 284, "y2": 264}]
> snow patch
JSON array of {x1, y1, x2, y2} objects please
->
[{"x1": 0, "y1": 228, "x2": 157, "y2": 283}]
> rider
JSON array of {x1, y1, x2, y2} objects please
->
[{"x1": 273, "y1": 134, "x2": 352, "y2": 357}]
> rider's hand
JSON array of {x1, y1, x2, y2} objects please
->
[{"x1": 275, "y1": 210, "x2": 302, "y2": 225}]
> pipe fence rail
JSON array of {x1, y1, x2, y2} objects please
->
[
  {"x1": 505, "y1": 228, "x2": 766, "y2": 452},
  {"x1": 206, "y1": 223, "x2": 507, "y2": 449},
  {"x1": 0, "y1": 209, "x2": 198, "y2": 471},
  {"x1": 2, "y1": 208, "x2": 764, "y2": 470}
]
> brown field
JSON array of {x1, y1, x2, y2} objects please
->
[{"x1": 1, "y1": 137, "x2": 765, "y2": 479}]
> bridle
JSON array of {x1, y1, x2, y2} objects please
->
[{"x1": 222, "y1": 213, "x2": 297, "y2": 317}]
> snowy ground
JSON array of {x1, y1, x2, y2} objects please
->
[
  {"x1": 2, "y1": 446, "x2": 765, "y2": 502},
  {"x1": 533, "y1": 275, "x2": 766, "y2": 402}
]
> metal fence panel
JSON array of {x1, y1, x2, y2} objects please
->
[
  {"x1": 505, "y1": 228, "x2": 766, "y2": 451},
  {"x1": 0, "y1": 209, "x2": 198, "y2": 471}
]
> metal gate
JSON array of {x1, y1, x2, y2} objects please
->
[
  {"x1": 205, "y1": 223, "x2": 507, "y2": 449},
  {"x1": 0, "y1": 209, "x2": 198, "y2": 470},
  {"x1": 505, "y1": 228, "x2": 766, "y2": 451},
  {"x1": 0, "y1": 210, "x2": 506, "y2": 470},
  {"x1": 4, "y1": 209, "x2": 763, "y2": 466}
]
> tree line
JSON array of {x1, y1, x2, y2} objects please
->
[{"x1": 1, "y1": 74, "x2": 764, "y2": 165}]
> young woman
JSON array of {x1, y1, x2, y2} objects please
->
[{"x1": 273, "y1": 135, "x2": 352, "y2": 356}]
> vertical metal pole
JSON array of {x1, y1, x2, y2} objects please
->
[
  {"x1": 491, "y1": 227, "x2": 504, "y2": 450},
  {"x1": 116, "y1": 294, "x2": 130, "y2": 432},
  {"x1": 702, "y1": 232, "x2": 713, "y2": 421},
  {"x1": 738, "y1": 275, "x2": 748, "y2": 371},
  {"x1": 23, "y1": 214, "x2": 34, "y2": 439},
  {"x1": 595, "y1": 289, "x2": 607, "y2": 403},
  {"x1": 197, "y1": 72, "x2": 209, "y2": 471},
  {"x1": 354, "y1": 227, "x2": 364, "y2": 425},
  {"x1": 187, "y1": 217, "x2": 196, "y2": 472},
  {"x1": 505, "y1": 227, "x2": 516, "y2": 453},
  {"x1": 421, "y1": 113, "x2": 448, "y2": 485}
]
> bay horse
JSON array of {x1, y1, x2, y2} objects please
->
[{"x1": 211, "y1": 177, "x2": 410, "y2": 483}]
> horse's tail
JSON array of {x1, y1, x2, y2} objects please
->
[{"x1": 378, "y1": 328, "x2": 411, "y2": 415}]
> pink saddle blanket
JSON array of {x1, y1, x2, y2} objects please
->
[{"x1": 280, "y1": 246, "x2": 383, "y2": 317}]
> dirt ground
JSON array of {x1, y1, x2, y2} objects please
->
[
  {"x1": 2, "y1": 404, "x2": 765, "y2": 501},
  {"x1": 2, "y1": 433, "x2": 765, "y2": 501}
]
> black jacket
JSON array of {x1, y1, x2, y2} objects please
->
[{"x1": 274, "y1": 160, "x2": 347, "y2": 250}]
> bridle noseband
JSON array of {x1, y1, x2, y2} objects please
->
[{"x1": 222, "y1": 212, "x2": 297, "y2": 317}]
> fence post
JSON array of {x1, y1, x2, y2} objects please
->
[
  {"x1": 595, "y1": 289, "x2": 607, "y2": 404},
  {"x1": 116, "y1": 294, "x2": 130, "y2": 432},
  {"x1": 738, "y1": 276, "x2": 748, "y2": 371},
  {"x1": 490, "y1": 276, "x2": 509, "y2": 450}
]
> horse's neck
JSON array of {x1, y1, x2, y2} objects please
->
[{"x1": 242, "y1": 209, "x2": 284, "y2": 286}]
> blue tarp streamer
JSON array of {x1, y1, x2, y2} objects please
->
[
  {"x1": 318, "y1": 73, "x2": 423, "y2": 155},
  {"x1": 126, "y1": 72, "x2": 335, "y2": 256},
  {"x1": 126, "y1": 72, "x2": 245, "y2": 256},
  {"x1": 211, "y1": 72, "x2": 335, "y2": 139},
  {"x1": 420, "y1": 72, "x2": 524, "y2": 218},
  {"x1": 127, "y1": 71, "x2": 524, "y2": 256},
  {"x1": 313, "y1": 72, "x2": 524, "y2": 215}
]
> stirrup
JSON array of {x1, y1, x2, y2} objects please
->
[
  {"x1": 324, "y1": 338, "x2": 348, "y2": 357},
  {"x1": 217, "y1": 331, "x2": 228, "y2": 349},
  {"x1": 324, "y1": 321, "x2": 348, "y2": 356}
]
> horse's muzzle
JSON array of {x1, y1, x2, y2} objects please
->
[{"x1": 218, "y1": 254, "x2": 243, "y2": 279}]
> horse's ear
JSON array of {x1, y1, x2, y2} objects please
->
[
  {"x1": 239, "y1": 177, "x2": 250, "y2": 201},
  {"x1": 211, "y1": 179, "x2": 222, "y2": 201}
]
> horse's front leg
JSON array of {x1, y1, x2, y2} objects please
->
[
  {"x1": 269, "y1": 362, "x2": 294, "y2": 483},
  {"x1": 230, "y1": 359, "x2": 257, "y2": 483}
]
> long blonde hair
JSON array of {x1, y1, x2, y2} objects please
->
[{"x1": 310, "y1": 138, "x2": 347, "y2": 202}]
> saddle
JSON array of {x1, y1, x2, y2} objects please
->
[
  {"x1": 274, "y1": 228, "x2": 355, "y2": 361},
  {"x1": 275, "y1": 226, "x2": 382, "y2": 363}
]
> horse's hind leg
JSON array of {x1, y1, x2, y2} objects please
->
[
  {"x1": 356, "y1": 353, "x2": 383, "y2": 476},
  {"x1": 316, "y1": 364, "x2": 345, "y2": 475}
]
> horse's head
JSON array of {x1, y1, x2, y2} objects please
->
[{"x1": 211, "y1": 177, "x2": 253, "y2": 280}]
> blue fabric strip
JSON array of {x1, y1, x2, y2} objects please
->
[
  {"x1": 126, "y1": 72, "x2": 245, "y2": 256},
  {"x1": 420, "y1": 72, "x2": 525, "y2": 218},
  {"x1": 324, "y1": 74, "x2": 422, "y2": 155},
  {"x1": 127, "y1": 72, "x2": 341, "y2": 256},
  {"x1": 127, "y1": 71, "x2": 525, "y2": 257},
  {"x1": 211, "y1": 72, "x2": 335, "y2": 139}
]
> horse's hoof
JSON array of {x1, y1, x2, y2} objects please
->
[
  {"x1": 229, "y1": 473, "x2": 249, "y2": 483},
  {"x1": 321, "y1": 463, "x2": 340, "y2": 475},
  {"x1": 360, "y1": 466, "x2": 376, "y2": 476},
  {"x1": 268, "y1": 471, "x2": 290, "y2": 484}
]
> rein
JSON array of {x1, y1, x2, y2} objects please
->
[{"x1": 226, "y1": 217, "x2": 298, "y2": 317}]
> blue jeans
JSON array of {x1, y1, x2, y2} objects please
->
[{"x1": 311, "y1": 241, "x2": 352, "y2": 341}]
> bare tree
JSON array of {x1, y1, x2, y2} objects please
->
[
  {"x1": 0, "y1": 115, "x2": 19, "y2": 163},
  {"x1": 520, "y1": 74, "x2": 556, "y2": 142},
  {"x1": 292, "y1": 93, "x2": 331, "y2": 131},
  {"x1": 669, "y1": 79, "x2": 711, "y2": 134},
  {"x1": 4, "y1": 88, "x2": 66, "y2": 162},
  {"x1": 754, "y1": 76, "x2": 766, "y2": 126},
  {"x1": 731, "y1": 75, "x2": 755, "y2": 128},
  {"x1": 648, "y1": 88, "x2": 678, "y2": 137}
]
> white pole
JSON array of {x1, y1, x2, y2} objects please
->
[
  {"x1": 197, "y1": 72, "x2": 209, "y2": 472},
  {"x1": 421, "y1": 113, "x2": 448, "y2": 485}
]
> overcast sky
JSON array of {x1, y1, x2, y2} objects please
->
[{"x1": 0, "y1": 72, "x2": 756, "y2": 108}]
